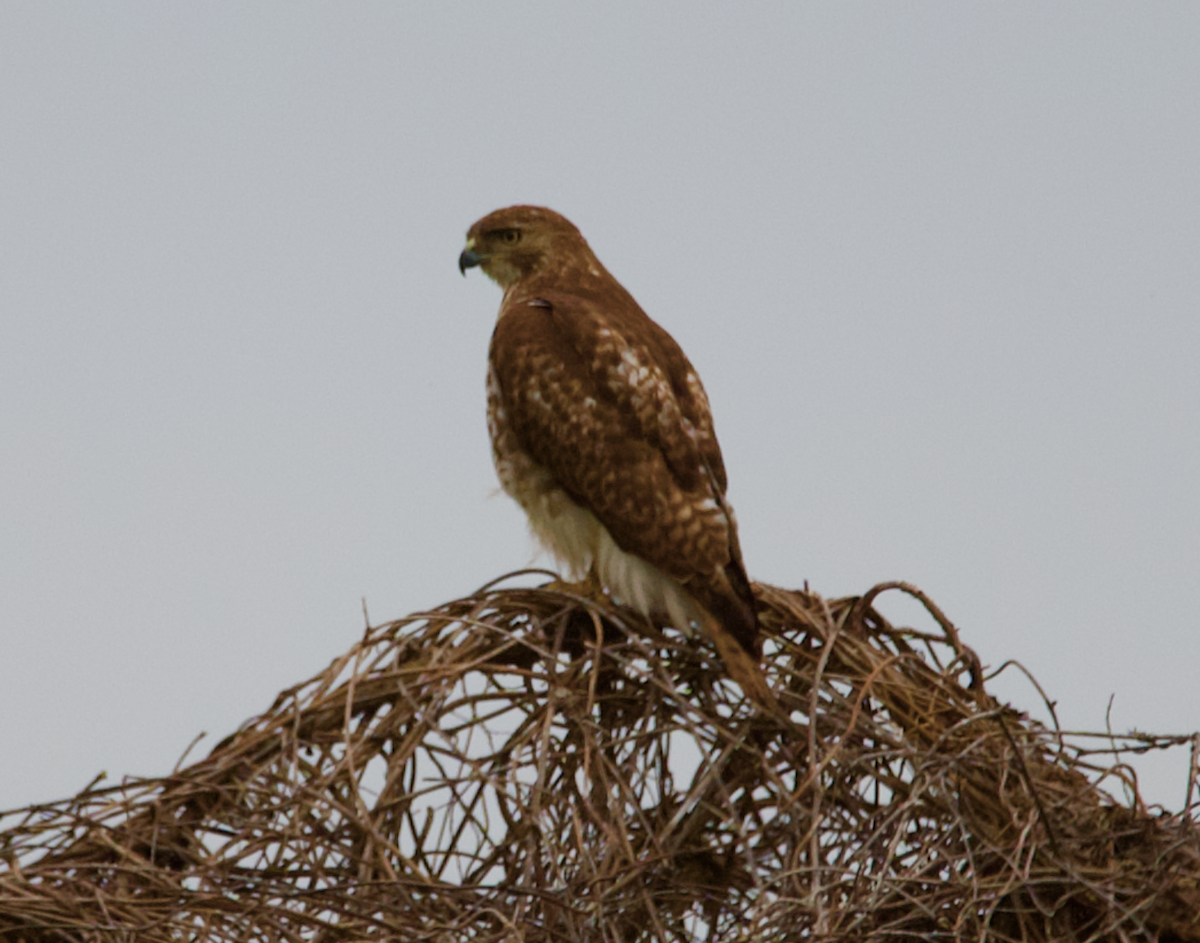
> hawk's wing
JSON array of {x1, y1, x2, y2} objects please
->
[{"x1": 489, "y1": 288, "x2": 757, "y2": 652}]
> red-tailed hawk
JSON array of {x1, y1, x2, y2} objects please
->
[{"x1": 459, "y1": 205, "x2": 772, "y2": 709}]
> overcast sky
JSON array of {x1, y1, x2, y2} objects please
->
[{"x1": 2, "y1": 5, "x2": 1197, "y2": 814}]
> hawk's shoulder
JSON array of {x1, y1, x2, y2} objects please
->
[{"x1": 491, "y1": 287, "x2": 727, "y2": 494}]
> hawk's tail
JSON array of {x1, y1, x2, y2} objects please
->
[
  {"x1": 692, "y1": 557, "x2": 760, "y2": 659},
  {"x1": 692, "y1": 552, "x2": 780, "y2": 715},
  {"x1": 700, "y1": 608, "x2": 782, "y2": 718}
]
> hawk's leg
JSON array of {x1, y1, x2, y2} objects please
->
[{"x1": 544, "y1": 565, "x2": 607, "y2": 603}]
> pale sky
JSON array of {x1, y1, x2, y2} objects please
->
[{"x1": 2, "y1": 5, "x2": 1197, "y2": 813}]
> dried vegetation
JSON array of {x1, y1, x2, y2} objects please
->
[{"x1": 2, "y1": 574, "x2": 1198, "y2": 941}]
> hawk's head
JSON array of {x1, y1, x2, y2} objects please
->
[{"x1": 459, "y1": 205, "x2": 593, "y2": 289}]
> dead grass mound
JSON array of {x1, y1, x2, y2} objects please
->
[{"x1": 2, "y1": 575, "x2": 1198, "y2": 941}]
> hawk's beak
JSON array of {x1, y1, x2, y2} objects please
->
[{"x1": 458, "y1": 248, "x2": 484, "y2": 276}]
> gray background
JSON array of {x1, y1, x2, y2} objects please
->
[{"x1": 2, "y1": 5, "x2": 1197, "y2": 812}]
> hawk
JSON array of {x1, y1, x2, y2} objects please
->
[{"x1": 459, "y1": 206, "x2": 772, "y2": 709}]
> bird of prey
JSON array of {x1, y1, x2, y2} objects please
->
[{"x1": 459, "y1": 205, "x2": 773, "y2": 709}]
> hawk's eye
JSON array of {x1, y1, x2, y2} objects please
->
[{"x1": 498, "y1": 229, "x2": 521, "y2": 245}]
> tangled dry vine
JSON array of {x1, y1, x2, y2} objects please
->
[{"x1": 2, "y1": 575, "x2": 1198, "y2": 941}]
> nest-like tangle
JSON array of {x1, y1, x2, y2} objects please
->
[{"x1": 2, "y1": 575, "x2": 1198, "y2": 942}]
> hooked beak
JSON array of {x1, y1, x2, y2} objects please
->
[{"x1": 458, "y1": 248, "x2": 484, "y2": 276}]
